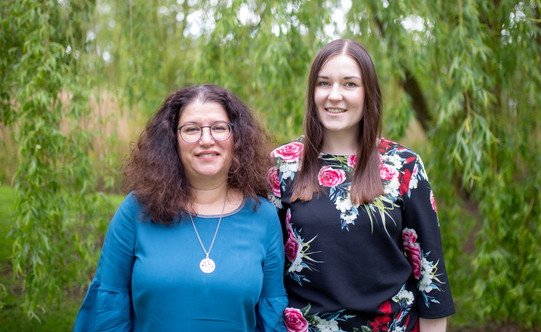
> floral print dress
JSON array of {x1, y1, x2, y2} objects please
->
[{"x1": 268, "y1": 137, "x2": 455, "y2": 332}]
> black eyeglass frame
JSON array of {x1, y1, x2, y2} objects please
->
[{"x1": 177, "y1": 121, "x2": 234, "y2": 143}]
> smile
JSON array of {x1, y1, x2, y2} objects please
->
[
  {"x1": 326, "y1": 108, "x2": 346, "y2": 113},
  {"x1": 197, "y1": 153, "x2": 218, "y2": 157}
]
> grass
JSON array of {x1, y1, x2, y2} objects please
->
[{"x1": 0, "y1": 185, "x2": 123, "y2": 332}]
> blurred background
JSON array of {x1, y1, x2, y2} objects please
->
[{"x1": 1, "y1": 0, "x2": 540, "y2": 330}]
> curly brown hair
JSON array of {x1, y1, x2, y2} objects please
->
[{"x1": 124, "y1": 84, "x2": 272, "y2": 224}]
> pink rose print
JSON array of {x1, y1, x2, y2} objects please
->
[
  {"x1": 283, "y1": 307, "x2": 309, "y2": 332},
  {"x1": 402, "y1": 228, "x2": 417, "y2": 244},
  {"x1": 402, "y1": 228, "x2": 422, "y2": 279},
  {"x1": 284, "y1": 209, "x2": 298, "y2": 262},
  {"x1": 318, "y1": 166, "x2": 346, "y2": 187},
  {"x1": 285, "y1": 231, "x2": 299, "y2": 262},
  {"x1": 347, "y1": 155, "x2": 357, "y2": 168},
  {"x1": 271, "y1": 142, "x2": 303, "y2": 163},
  {"x1": 430, "y1": 191, "x2": 438, "y2": 213},
  {"x1": 380, "y1": 164, "x2": 398, "y2": 181},
  {"x1": 267, "y1": 167, "x2": 281, "y2": 197}
]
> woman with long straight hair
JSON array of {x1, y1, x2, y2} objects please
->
[{"x1": 268, "y1": 39, "x2": 455, "y2": 331}]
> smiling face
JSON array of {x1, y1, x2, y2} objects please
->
[
  {"x1": 314, "y1": 54, "x2": 365, "y2": 138},
  {"x1": 177, "y1": 100, "x2": 233, "y2": 187}
]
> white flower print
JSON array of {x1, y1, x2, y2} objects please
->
[
  {"x1": 392, "y1": 287, "x2": 414, "y2": 306},
  {"x1": 268, "y1": 193, "x2": 282, "y2": 209},
  {"x1": 313, "y1": 316, "x2": 340, "y2": 332},
  {"x1": 279, "y1": 161, "x2": 299, "y2": 180},
  {"x1": 383, "y1": 174, "x2": 400, "y2": 196},
  {"x1": 340, "y1": 211, "x2": 357, "y2": 226},
  {"x1": 381, "y1": 153, "x2": 402, "y2": 169},
  {"x1": 335, "y1": 195, "x2": 353, "y2": 213},
  {"x1": 419, "y1": 256, "x2": 435, "y2": 293},
  {"x1": 332, "y1": 192, "x2": 360, "y2": 229}
]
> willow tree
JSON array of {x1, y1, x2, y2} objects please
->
[
  {"x1": 2, "y1": 0, "x2": 540, "y2": 329},
  {"x1": 343, "y1": 0, "x2": 541, "y2": 328},
  {"x1": 94, "y1": 0, "x2": 541, "y2": 328},
  {"x1": 0, "y1": 0, "x2": 114, "y2": 319}
]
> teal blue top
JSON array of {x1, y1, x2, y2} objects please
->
[{"x1": 74, "y1": 193, "x2": 287, "y2": 332}]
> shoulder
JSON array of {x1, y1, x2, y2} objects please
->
[
  {"x1": 258, "y1": 196, "x2": 279, "y2": 212},
  {"x1": 246, "y1": 196, "x2": 279, "y2": 215},
  {"x1": 111, "y1": 192, "x2": 146, "y2": 226},
  {"x1": 270, "y1": 136, "x2": 304, "y2": 163},
  {"x1": 378, "y1": 137, "x2": 429, "y2": 181},
  {"x1": 244, "y1": 197, "x2": 280, "y2": 222},
  {"x1": 379, "y1": 137, "x2": 419, "y2": 160},
  {"x1": 378, "y1": 137, "x2": 426, "y2": 169},
  {"x1": 242, "y1": 197, "x2": 281, "y2": 234},
  {"x1": 119, "y1": 192, "x2": 144, "y2": 213}
]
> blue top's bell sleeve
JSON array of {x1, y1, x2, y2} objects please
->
[
  {"x1": 74, "y1": 193, "x2": 138, "y2": 332},
  {"x1": 255, "y1": 201, "x2": 288, "y2": 332}
]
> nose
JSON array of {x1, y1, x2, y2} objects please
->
[
  {"x1": 328, "y1": 84, "x2": 342, "y2": 101},
  {"x1": 199, "y1": 127, "x2": 215, "y2": 145}
]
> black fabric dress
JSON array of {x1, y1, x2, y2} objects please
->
[{"x1": 268, "y1": 137, "x2": 455, "y2": 332}]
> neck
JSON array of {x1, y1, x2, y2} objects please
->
[
  {"x1": 190, "y1": 181, "x2": 242, "y2": 215},
  {"x1": 192, "y1": 180, "x2": 227, "y2": 202},
  {"x1": 321, "y1": 130, "x2": 359, "y2": 155}
]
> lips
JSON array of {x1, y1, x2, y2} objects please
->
[
  {"x1": 326, "y1": 108, "x2": 346, "y2": 113},
  {"x1": 196, "y1": 151, "x2": 219, "y2": 157}
]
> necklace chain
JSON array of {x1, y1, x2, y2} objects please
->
[{"x1": 189, "y1": 191, "x2": 228, "y2": 259}]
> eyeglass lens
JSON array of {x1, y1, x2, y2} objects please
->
[{"x1": 179, "y1": 122, "x2": 232, "y2": 142}]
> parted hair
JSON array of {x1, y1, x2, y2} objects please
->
[
  {"x1": 124, "y1": 84, "x2": 272, "y2": 224},
  {"x1": 291, "y1": 39, "x2": 385, "y2": 205}
]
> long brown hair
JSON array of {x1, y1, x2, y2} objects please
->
[
  {"x1": 291, "y1": 39, "x2": 384, "y2": 205},
  {"x1": 124, "y1": 84, "x2": 271, "y2": 223}
]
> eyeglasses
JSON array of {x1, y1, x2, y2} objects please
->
[{"x1": 177, "y1": 121, "x2": 233, "y2": 143}]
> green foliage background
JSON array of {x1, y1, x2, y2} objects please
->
[{"x1": 1, "y1": 0, "x2": 540, "y2": 329}]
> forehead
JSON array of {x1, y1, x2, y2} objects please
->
[
  {"x1": 178, "y1": 101, "x2": 229, "y2": 124},
  {"x1": 319, "y1": 54, "x2": 361, "y2": 76}
]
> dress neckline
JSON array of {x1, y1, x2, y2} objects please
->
[{"x1": 195, "y1": 197, "x2": 247, "y2": 219}]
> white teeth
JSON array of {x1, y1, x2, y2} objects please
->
[
  {"x1": 199, "y1": 153, "x2": 217, "y2": 157},
  {"x1": 326, "y1": 108, "x2": 346, "y2": 113}
]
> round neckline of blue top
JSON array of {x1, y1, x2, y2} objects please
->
[{"x1": 194, "y1": 197, "x2": 247, "y2": 219}]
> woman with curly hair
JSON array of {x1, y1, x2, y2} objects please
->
[
  {"x1": 269, "y1": 39, "x2": 455, "y2": 331},
  {"x1": 75, "y1": 84, "x2": 287, "y2": 331}
]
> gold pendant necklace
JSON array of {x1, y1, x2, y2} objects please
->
[{"x1": 189, "y1": 191, "x2": 227, "y2": 274}]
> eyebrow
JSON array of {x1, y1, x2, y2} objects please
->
[
  {"x1": 178, "y1": 120, "x2": 229, "y2": 126},
  {"x1": 317, "y1": 75, "x2": 362, "y2": 80}
]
